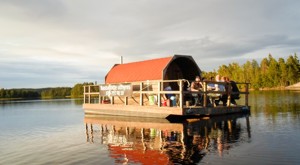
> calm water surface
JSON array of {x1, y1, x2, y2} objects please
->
[{"x1": 0, "y1": 91, "x2": 300, "y2": 165}]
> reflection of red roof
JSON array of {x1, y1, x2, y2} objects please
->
[
  {"x1": 109, "y1": 145, "x2": 169, "y2": 164},
  {"x1": 105, "y1": 57, "x2": 173, "y2": 83}
]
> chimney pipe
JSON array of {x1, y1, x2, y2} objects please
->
[{"x1": 120, "y1": 56, "x2": 123, "y2": 64}]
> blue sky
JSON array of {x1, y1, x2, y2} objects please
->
[{"x1": 1, "y1": 0, "x2": 299, "y2": 88}]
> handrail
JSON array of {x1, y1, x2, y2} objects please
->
[{"x1": 83, "y1": 79, "x2": 250, "y2": 107}]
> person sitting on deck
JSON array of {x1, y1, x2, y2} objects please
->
[
  {"x1": 220, "y1": 76, "x2": 230, "y2": 106},
  {"x1": 190, "y1": 76, "x2": 203, "y2": 106},
  {"x1": 163, "y1": 86, "x2": 176, "y2": 106},
  {"x1": 214, "y1": 75, "x2": 227, "y2": 106},
  {"x1": 207, "y1": 76, "x2": 216, "y2": 90},
  {"x1": 204, "y1": 77, "x2": 217, "y2": 106},
  {"x1": 226, "y1": 77, "x2": 240, "y2": 105}
]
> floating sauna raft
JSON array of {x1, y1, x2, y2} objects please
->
[
  {"x1": 83, "y1": 79, "x2": 250, "y2": 118},
  {"x1": 83, "y1": 55, "x2": 250, "y2": 118}
]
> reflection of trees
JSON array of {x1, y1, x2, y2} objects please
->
[
  {"x1": 250, "y1": 91, "x2": 300, "y2": 119},
  {"x1": 73, "y1": 98, "x2": 83, "y2": 105},
  {"x1": 85, "y1": 114, "x2": 251, "y2": 164},
  {"x1": 177, "y1": 116, "x2": 250, "y2": 164}
]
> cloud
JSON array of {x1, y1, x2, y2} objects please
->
[
  {"x1": 0, "y1": 59, "x2": 106, "y2": 88},
  {"x1": 0, "y1": 0, "x2": 299, "y2": 88}
]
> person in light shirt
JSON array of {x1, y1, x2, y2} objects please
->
[
  {"x1": 215, "y1": 75, "x2": 225, "y2": 92},
  {"x1": 214, "y1": 75, "x2": 227, "y2": 106}
]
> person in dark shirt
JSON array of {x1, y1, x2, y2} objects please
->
[
  {"x1": 221, "y1": 77, "x2": 240, "y2": 106},
  {"x1": 228, "y1": 78, "x2": 240, "y2": 105},
  {"x1": 190, "y1": 76, "x2": 203, "y2": 106}
]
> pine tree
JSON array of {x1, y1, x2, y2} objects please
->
[
  {"x1": 278, "y1": 58, "x2": 288, "y2": 86},
  {"x1": 286, "y1": 54, "x2": 300, "y2": 85}
]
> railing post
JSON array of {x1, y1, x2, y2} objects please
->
[
  {"x1": 125, "y1": 96, "x2": 128, "y2": 105},
  {"x1": 84, "y1": 86, "x2": 86, "y2": 104},
  {"x1": 179, "y1": 80, "x2": 183, "y2": 108},
  {"x1": 158, "y1": 81, "x2": 161, "y2": 107},
  {"x1": 140, "y1": 82, "x2": 143, "y2": 106},
  {"x1": 98, "y1": 85, "x2": 101, "y2": 104},
  {"x1": 111, "y1": 96, "x2": 114, "y2": 105},
  {"x1": 88, "y1": 86, "x2": 91, "y2": 104},
  {"x1": 203, "y1": 82, "x2": 207, "y2": 107}
]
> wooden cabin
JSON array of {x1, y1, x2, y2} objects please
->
[
  {"x1": 106, "y1": 54, "x2": 200, "y2": 90},
  {"x1": 105, "y1": 55, "x2": 201, "y2": 83},
  {"x1": 83, "y1": 55, "x2": 250, "y2": 118}
]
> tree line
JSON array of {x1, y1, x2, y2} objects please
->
[
  {"x1": 202, "y1": 54, "x2": 300, "y2": 89},
  {"x1": 40, "y1": 87, "x2": 72, "y2": 99},
  {"x1": 0, "y1": 88, "x2": 40, "y2": 99},
  {"x1": 0, "y1": 82, "x2": 93, "y2": 99}
]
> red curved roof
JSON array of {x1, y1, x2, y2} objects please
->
[{"x1": 105, "y1": 56, "x2": 173, "y2": 83}]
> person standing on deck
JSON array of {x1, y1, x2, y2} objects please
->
[{"x1": 190, "y1": 76, "x2": 203, "y2": 106}]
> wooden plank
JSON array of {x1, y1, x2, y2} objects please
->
[{"x1": 83, "y1": 104, "x2": 182, "y2": 118}]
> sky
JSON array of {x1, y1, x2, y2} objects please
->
[{"x1": 1, "y1": 0, "x2": 299, "y2": 88}]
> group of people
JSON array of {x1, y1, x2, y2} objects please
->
[{"x1": 190, "y1": 75, "x2": 240, "y2": 106}]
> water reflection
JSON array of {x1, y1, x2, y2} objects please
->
[
  {"x1": 85, "y1": 114, "x2": 251, "y2": 164},
  {"x1": 249, "y1": 90, "x2": 300, "y2": 116}
]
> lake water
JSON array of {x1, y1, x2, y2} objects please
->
[{"x1": 0, "y1": 91, "x2": 300, "y2": 165}]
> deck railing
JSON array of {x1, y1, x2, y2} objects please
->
[{"x1": 83, "y1": 80, "x2": 250, "y2": 108}]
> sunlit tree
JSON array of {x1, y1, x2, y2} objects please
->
[
  {"x1": 278, "y1": 58, "x2": 288, "y2": 86},
  {"x1": 286, "y1": 54, "x2": 300, "y2": 85},
  {"x1": 267, "y1": 54, "x2": 279, "y2": 87}
]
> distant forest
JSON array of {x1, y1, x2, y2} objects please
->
[
  {"x1": 202, "y1": 54, "x2": 300, "y2": 89},
  {"x1": 0, "y1": 54, "x2": 299, "y2": 99},
  {"x1": 0, "y1": 83, "x2": 93, "y2": 99}
]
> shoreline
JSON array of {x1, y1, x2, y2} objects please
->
[
  {"x1": 0, "y1": 96, "x2": 78, "y2": 101},
  {"x1": 251, "y1": 82, "x2": 300, "y2": 91}
]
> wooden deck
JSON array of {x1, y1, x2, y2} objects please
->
[
  {"x1": 83, "y1": 104, "x2": 250, "y2": 118},
  {"x1": 83, "y1": 104, "x2": 182, "y2": 118},
  {"x1": 182, "y1": 105, "x2": 250, "y2": 116}
]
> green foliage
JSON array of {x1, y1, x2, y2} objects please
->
[
  {"x1": 0, "y1": 88, "x2": 40, "y2": 99},
  {"x1": 201, "y1": 71, "x2": 217, "y2": 80},
  {"x1": 209, "y1": 54, "x2": 300, "y2": 89},
  {"x1": 0, "y1": 82, "x2": 94, "y2": 99},
  {"x1": 0, "y1": 82, "x2": 93, "y2": 99},
  {"x1": 40, "y1": 87, "x2": 72, "y2": 99},
  {"x1": 71, "y1": 82, "x2": 94, "y2": 98},
  {"x1": 278, "y1": 58, "x2": 288, "y2": 86},
  {"x1": 0, "y1": 87, "x2": 71, "y2": 99},
  {"x1": 286, "y1": 54, "x2": 300, "y2": 85}
]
